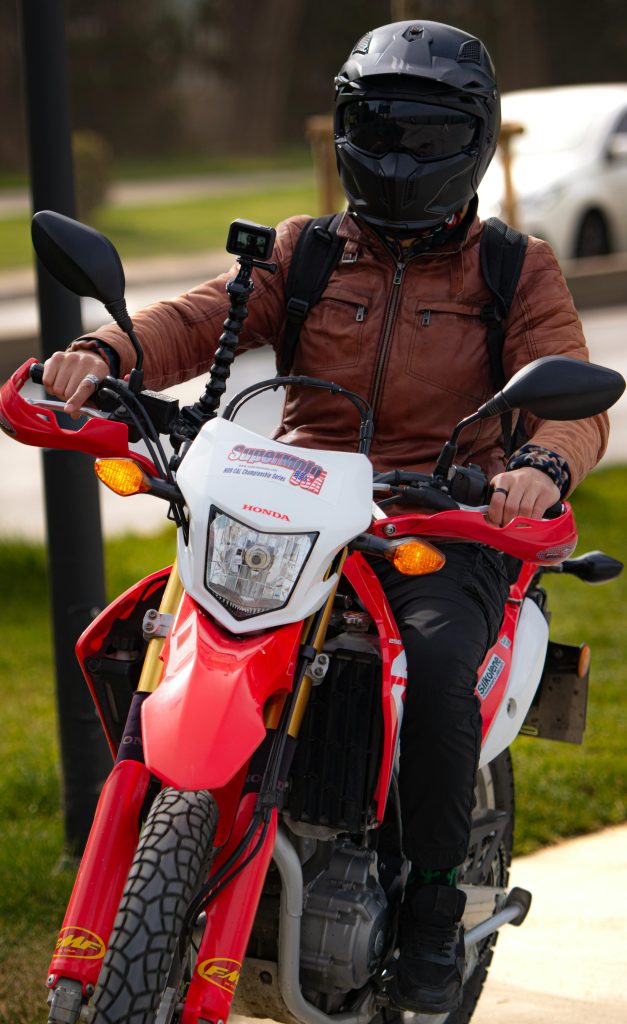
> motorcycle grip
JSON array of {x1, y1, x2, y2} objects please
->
[{"x1": 29, "y1": 361, "x2": 44, "y2": 385}]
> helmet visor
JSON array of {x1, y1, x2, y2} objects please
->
[{"x1": 341, "y1": 100, "x2": 478, "y2": 160}]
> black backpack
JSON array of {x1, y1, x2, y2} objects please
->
[{"x1": 280, "y1": 214, "x2": 528, "y2": 457}]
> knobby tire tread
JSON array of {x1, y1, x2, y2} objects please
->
[{"x1": 92, "y1": 788, "x2": 217, "y2": 1024}]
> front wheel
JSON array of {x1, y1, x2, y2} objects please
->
[{"x1": 91, "y1": 788, "x2": 218, "y2": 1024}]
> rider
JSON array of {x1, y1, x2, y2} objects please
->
[{"x1": 43, "y1": 20, "x2": 608, "y2": 1016}]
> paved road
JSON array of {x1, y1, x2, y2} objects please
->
[
  {"x1": 0, "y1": 168, "x2": 313, "y2": 219},
  {"x1": 230, "y1": 825, "x2": 627, "y2": 1024}
]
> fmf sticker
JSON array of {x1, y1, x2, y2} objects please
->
[
  {"x1": 476, "y1": 654, "x2": 506, "y2": 701},
  {"x1": 227, "y1": 444, "x2": 327, "y2": 494},
  {"x1": 54, "y1": 927, "x2": 105, "y2": 960},
  {"x1": 197, "y1": 957, "x2": 242, "y2": 993}
]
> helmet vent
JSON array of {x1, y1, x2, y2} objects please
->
[
  {"x1": 458, "y1": 39, "x2": 483, "y2": 63},
  {"x1": 402, "y1": 25, "x2": 424, "y2": 41},
  {"x1": 352, "y1": 31, "x2": 372, "y2": 56}
]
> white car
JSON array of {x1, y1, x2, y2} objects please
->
[{"x1": 478, "y1": 84, "x2": 627, "y2": 259}]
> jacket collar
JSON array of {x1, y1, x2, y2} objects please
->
[{"x1": 336, "y1": 198, "x2": 483, "y2": 257}]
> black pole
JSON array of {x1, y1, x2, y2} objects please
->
[{"x1": 19, "y1": 0, "x2": 112, "y2": 854}]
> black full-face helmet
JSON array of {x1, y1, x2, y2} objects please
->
[{"x1": 334, "y1": 20, "x2": 500, "y2": 234}]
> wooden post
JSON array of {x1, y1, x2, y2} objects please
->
[
  {"x1": 498, "y1": 121, "x2": 525, "y2": 228},
  {"x1": 305, "y1": 114, "x2": 343, "y2": 216}
]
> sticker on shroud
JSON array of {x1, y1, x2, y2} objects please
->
[
  {"x1": 197, "y1": 957, "x2": 242, "y2": 993},
  {"x1": 54, "y1": 927, "x2": 105, "y2": 960},
  {"x1": 476, "y1": 654, "x2": 506, "y2": 701},
  {"x1": 226, "y1": 444, "x2": 327, "y2": 494}
]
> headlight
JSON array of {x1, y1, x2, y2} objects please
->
[{"x1": 205, "y1": 508, "x2": 317, "y2": 620}]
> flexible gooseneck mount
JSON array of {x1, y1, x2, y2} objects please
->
[{"x1": 170, "y1": 254, "x2": 276, "y2": 455}]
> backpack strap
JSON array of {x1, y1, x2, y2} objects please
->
[
  {"x1": 279, "y1": 212, "x2": 345, "y2": 375},
  {"x1": 479, "y1": 217, "x2": 528, "y2": 457}
]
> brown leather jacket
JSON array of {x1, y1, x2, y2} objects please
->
[{"x1": 73, "y1": 211, "x2": 608, "y2": 492}]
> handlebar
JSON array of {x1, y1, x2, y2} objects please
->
[{"x1": 29, "y1": 361, "x2": 44, "y2": 386}]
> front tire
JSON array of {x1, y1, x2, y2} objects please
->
[{"x1": 92, "y1": 788, "x2": 218, "y2": 1024}]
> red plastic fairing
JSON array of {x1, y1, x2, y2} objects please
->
[
  {"x1": 75, "y1": 566, "x2": 172, "y2": 756},
  {"x1": 343, "y1": 553, "x2": 407, "y2": 823},
  {"x1": 142, "y1": 594, "x2": 303, "y2": 790},
  {"x1": 370, "y1": 505, "x2": 577, "y2": 565},
  {"x1": 0, "y1": 358, "x2": 157, "y2": 475},
  {"x1": 182, "y1": 796, "x2": 278, "y2": 1024},
  {"x1": 48, "y1": 760, "x2": 151, "y2": 995}
]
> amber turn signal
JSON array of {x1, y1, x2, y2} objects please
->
[
  {"x1": 386, "y1": 539, "x2": 446, "y2": 576},
  {"x1": 577, "y1": 644, "x2": 591, "y2": 678},
  {"x1": 94, "y1": 458, "x2": 151, "y2": 496}
]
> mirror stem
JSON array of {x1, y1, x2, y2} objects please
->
[
  {"x1": 433, "y1": 412, "x2": 481, "y2": 479},
  {"x1": 104, "y1": 299, "x2": 144, "y2": 372}
]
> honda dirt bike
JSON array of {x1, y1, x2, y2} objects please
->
[{"x1": 1, "y1": 212, "x2": 623, "y2": 1024}]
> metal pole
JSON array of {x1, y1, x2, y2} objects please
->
[{"x1": 19, "y1": 0, "x2": 112, "y2": 854}]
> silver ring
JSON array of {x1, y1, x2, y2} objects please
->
[
  {"x1": 493, "y1": 486, "x2": 509, "y2": 497},
  {"x1": 82, "y1": 374, "x2": 101, "y2": 389}
]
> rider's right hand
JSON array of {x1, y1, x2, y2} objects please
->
[{"x1": 42, "y1": 350, "x2": 109, "y2": 419}]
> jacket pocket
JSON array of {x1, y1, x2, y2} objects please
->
[
  {"x1": 295, "y1": 288, "x2": 369, "y2": 373},
  {"x1": 405, "y1": 301, "x2": 489, "y2": 402}
]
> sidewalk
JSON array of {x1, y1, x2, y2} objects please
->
[{"x1": 0, "y1": 167, "x2": 313, "y2": 220}]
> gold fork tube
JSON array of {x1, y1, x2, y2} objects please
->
[{"x1": 137, "y1": 560, "x2": 184, "y2": 694}]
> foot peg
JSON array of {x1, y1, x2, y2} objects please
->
[{"x1": 464, "y1": 886, "x2": 532, "y2": 949}]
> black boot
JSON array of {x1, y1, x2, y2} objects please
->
[{"x1": 388, "y1": 884, "x2": 467, "y2": 1014}]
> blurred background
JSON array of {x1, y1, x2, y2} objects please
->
[{"x1": 1, "y1": 3, "x2": 626, "y2": 1023}]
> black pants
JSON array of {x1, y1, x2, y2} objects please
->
[{"x1": 371, "y1": 543, "x2": 510, "y2": 870}]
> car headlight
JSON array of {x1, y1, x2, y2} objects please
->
[{"x1": 205, "y1": 508, "x2": 318, "y2": 620}]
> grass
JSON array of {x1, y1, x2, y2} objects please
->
[
  {"x1": 0, "y1": 466, "x2": 625, "y2": 1021},
  {"x1": 0, "y1": 182, "x2": 317, "y2": 271},
  {"x1": 0, "y1": 147, "x2": 312, "y2": 191}
]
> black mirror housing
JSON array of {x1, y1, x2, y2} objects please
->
[
  {"x1": 32, "y1": 210, "x2": 126, "y2": 305},
  {"x1": 483, "y1": 355, "x2": 625, "y2": 421}
]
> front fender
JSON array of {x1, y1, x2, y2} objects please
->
[{"x1": 142, "y1": 595, "x2": 303, "y2": 789}]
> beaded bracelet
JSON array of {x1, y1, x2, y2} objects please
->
[{"x1": 507, "y1": 443, "x2": 571, "y2": 498}]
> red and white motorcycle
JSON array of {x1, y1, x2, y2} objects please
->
[{"x1": 1, "y1": 212, "x2": 623, "y2": 1024}]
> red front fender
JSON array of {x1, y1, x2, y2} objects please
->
[{"x1": 142, "y1": 594, "x2": 303, "y2": 790}]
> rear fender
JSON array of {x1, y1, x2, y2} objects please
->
[{"x1": 142, "y1": 594, "x2": 303, "y2": 790}]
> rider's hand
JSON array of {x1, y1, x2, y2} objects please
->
[
  {"x1": 487, "y1": 466, "x2": 560, "y2": 526},
  {"x1": 42, "y1": 350, "x2": 109, "y2": 419}
]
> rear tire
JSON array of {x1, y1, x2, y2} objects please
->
[
  {"x1": 404, "y1": 748, "x2": 515, "y2": 1024},
  {"x1": 91, "y1": 788, "x2": 218, "y2": 1024}
]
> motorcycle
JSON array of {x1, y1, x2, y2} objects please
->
[{"x1": 1, "y1": 211, "x2": 624, "y2": 1024}]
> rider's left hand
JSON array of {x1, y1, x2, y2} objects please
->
[{"x1": 487, "y1": 467, "x2": 560, "y2": 526}]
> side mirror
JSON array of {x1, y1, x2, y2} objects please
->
[
  {"x1": 434, "y1": 355, "x2": 625, "y2": 479},
  {"x1": 32, "y1": 210, "x2": 126, "y2": 306},
  {"x1": 481, "y1": 355, "x2": 625, "y2": 421},
  {"x1": 31, "y1": 211, "x2": 143, "y2": 375}
]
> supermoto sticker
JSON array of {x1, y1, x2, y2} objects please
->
[
  {"x1": 476, "y1": 654, "x2": 506, "y2": 701},
  {"x1": 224, "y1": 444, "x2": 327, "y2": 494},
  {"x1": 197, "y1": 957, "x2": 242, "y2": 993},
  {"x1": 54, "y1": 927, "x2": 105, "y2": 960}
]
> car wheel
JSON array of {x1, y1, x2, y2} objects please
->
[{"x1": 574, "y1": 210, "x2": 611, "y2": 258}]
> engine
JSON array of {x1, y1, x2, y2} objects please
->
[{"x1": 300, "y1": 840, "x2": 389, "y2": 995}]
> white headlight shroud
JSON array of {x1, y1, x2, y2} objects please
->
[{"x1": 206, "y1": 507, "x2": 318, "y2": 620}]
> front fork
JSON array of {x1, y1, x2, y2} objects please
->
[{"x1": 47, "y1": 759, "x2": 151, "y2": 1008}]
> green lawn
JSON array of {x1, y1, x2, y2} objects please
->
[
  {"x1": 0, "y1": 466, "x2": 625, "y2": 1022},
  {"x1": 0, "y1": 182, "x2": 317, "y2": 270},
  {"x1": 0, "y1": 147, "x2": 312, "y2": 191}
]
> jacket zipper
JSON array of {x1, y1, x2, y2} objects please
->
[
  {"x1": 326, "y1": 296, "x2": 367, "y2": 322},
  {"x1": 370, "y1": 261, "x2": 406, "y2": 418}
]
